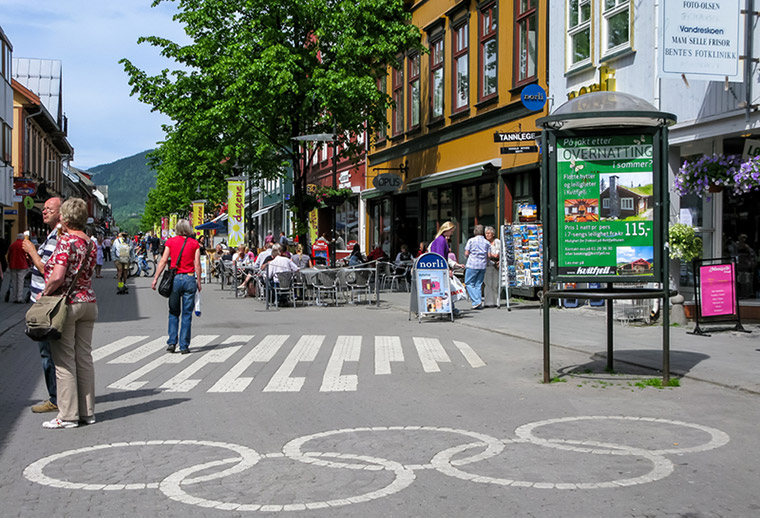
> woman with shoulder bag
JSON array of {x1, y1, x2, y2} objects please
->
[
  {"x1": 40, "y1": 198, "x2": 98, "y2": 429},
  {"x1": 152, "y1": 219, "x2": 202, "y2": 354}
]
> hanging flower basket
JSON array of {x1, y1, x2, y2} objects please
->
[
  {"x1": 675, "y1": 153, "x2": 760, "y2": 197},
  {"x1": 314, "y1": 186, "x2": 353, "y2": 207}
]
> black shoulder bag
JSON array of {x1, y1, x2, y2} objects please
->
[{"x1": 158, "y1": 237, "x2": 189, "y2": 298}]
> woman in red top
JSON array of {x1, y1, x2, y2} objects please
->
[
  {"x1": 41, "y1": 198, "x2": 98, "y2": 429},
  {"x1": 151, "y1": 219, "x2": 202, "y2": 354}
]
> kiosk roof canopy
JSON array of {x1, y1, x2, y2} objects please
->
[{"x1": 537, "y1": 92, "x2": 677, "y2": 130}]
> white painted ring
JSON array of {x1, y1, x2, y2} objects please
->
[
  {"x1": 431, "y1": 438, "x2": 674, "y2": 489},
  {"x1": 281, "y1": 426, "x2": 504, "y2": 471},
  {"x1": 158, "y1": 451, "x2": 416, "y2": 512},
  {"x1": 22, "y1": 440, "x2": 261, "y2": 491},
  {"x1": 514, "y1": 416, "x2": 730, "y2": 455}
]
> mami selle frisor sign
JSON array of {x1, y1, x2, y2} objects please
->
[{"x1": 556, "y1": 134, "x2": 655, "y2": 279}]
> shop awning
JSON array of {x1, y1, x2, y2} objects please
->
[
  {"x1": 252, "y1": 206, "x2": 271, "y2": 218},
  {"x1": 406, "y1": 158, "x2": 502, "y2": 190},
  {"x1": 360, "y1": 188, "x2": 387, "y2": 200}
]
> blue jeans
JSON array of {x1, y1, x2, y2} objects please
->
[
  {"x1": 168, "y1": 274, "x2": 197, "y2": 351},
  {"x1": 464, "y1": 268, "x2": 486, "y2": 307},
  {"x1": 38, "y1": 340, "x2": 57, "y2": 406}
]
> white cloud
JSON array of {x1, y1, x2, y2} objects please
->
[{"x1": 1, "y1": 0, "x2": 189, "y2": 168}]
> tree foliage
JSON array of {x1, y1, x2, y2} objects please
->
[{"x1": 121, "y1": 0, "x2": 422, "y2": 239}]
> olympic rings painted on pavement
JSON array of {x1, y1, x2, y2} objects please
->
[
  {"x1": 514, "y1": 416, "x2": 730, "y2": 455},
  {"x1": 282, "y1": 426, "x2": 504, "y2": 471},
  {"x1": 22, "y1": 417, "x2": 730, "y2": 512},
  {"x1": 23, "y1": 440, "x2": 260, "y2": 491}
]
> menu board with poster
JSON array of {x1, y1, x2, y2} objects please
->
[
  {"x1": 410, "y1": 252, "x2": 453, "y2": 322},
  {"x1": 555, "y1": 134, "x2": 656, "y2": 280}
]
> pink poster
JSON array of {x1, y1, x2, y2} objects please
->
[{"x1": 700, "y1": 263, "x2": 736, "y2": 317}]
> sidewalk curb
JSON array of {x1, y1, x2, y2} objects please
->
[{"x1": 380, "y1": 298, "x2": 760, "y2": 396}]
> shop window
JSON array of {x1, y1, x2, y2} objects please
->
[
  {"x1": 452, "y1": 21, "x2": 469, "y2": 113},
  {"x1": 426, "y1": 190, "x2": 439, "y2": 240},
  {"x1": 479, "y1": 2, "x2": 498, "y2": 101},
  {"x1": 408, "y1": 53, "x2": 421, "y2": 130},
  {"x1": 567, "y1": 0, "x2": 591, "y2": 68},
  {"x1": 602, "y1": 0, "x2": 630, "y2": 55},
  {"x1": 392, "y1": 63, "x2": 404, "y2": 136},
  {"x1": 514, "y1": 0, "x2": 538, "y2": 86},
  {"x1": 430, "y1": 38, "x2": 445, "y2": 120}
]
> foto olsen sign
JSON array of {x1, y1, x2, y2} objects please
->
[{"x1": 660, "y1": 0, "x2": 742, "y2": 79}]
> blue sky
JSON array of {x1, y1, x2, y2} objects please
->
[{"x1": 1, "y1": 0, "x2": 189, "y2": 169}]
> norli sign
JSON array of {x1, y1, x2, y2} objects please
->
[{"x1": 554, "y1": 133, "x2": 658, "y2": 280}]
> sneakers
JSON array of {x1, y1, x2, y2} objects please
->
[
  {"x1": 80, "y1": 416, "x2": 96, "y2": 425},
  {"x1": 166, "y1": 344, "x2": 177, "y2": 353},
  {"x1": 32, "y1": 400, "x2": 58, "y2": 413},
  {"x1": 42, "y1": 417, "x2": 78, "y2": 429},
  {"x1": 180, "y1": 348, "x2": 190, "y2": 355}
]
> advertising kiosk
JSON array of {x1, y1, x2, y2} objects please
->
[{"x1": 537, "y1": 92, "x2": 677, "y2": 384}]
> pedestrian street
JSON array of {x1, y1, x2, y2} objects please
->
[{"x1": 2, "y1": 270, "x2": 760, "y2": 517}]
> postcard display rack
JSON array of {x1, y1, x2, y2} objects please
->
[{"x1": 500, "y1": 223, "x2": 544, "y2": 309}]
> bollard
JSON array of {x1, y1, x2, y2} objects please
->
[{"x1": 670, "y1": 293, "x2": 687, "y2": 326}]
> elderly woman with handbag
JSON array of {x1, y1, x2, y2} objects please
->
[
  {"x1": 151, "y1": 219, "x2": 202, "y2": 354},
  {"x1": 40, "y1": 198, "x2": 98, "y2": 429}
]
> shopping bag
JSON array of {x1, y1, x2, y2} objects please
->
[
  {"x1": 450, "y1": 275, "x2": 468, "y2": 302},
  {"x1": 194, "y1": 290, "x2": 202, "y2": 317}
]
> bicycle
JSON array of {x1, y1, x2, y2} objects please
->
[{"x1": 129, "y1": 256, "x2": 156, "y2": 278}]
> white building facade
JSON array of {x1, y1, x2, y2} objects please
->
[{"x1": 547, "y1": 1, "x2": 760, "y2": 312}]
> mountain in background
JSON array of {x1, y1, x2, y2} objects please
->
[{"x1": 87, "y1": 149, "x2": 155, "y2": 233}]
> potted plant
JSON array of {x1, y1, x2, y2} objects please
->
[
  {"x1": 669, "y1": 223, "x2": 702, "y2": 262},
  {"x1": 675, "y1": 153, "x2": 760, "y2": 197}
]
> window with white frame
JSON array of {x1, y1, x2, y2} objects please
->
[
  {"x1": 452, "y1": 22, "x2": 469, "y2": 112},
  {"x1": 621, "y1": 198, "x2": 634, "y2": 210},
  {"x1": 602, "y1": 0, "x2": 630, "y2": 54},
  {"x1": 377, "y1": 75, "x2": 387, "y2": 142},
  {"x1": 479, "y1": 2, "x2": 498, "y2": 100},
  {"x1": 567, "y1": 0, "x2": 591, "y2": 67},
  {"x1": 408, "y1": 53, "x2": 420, "y2": 129},
  {"x1": 515, "y1": 0, "x2": 537, "y2": 86},
  {"x1": 430, "y1": 37, "x2": 445, "y2": 120},
  {"x1": 602, "y1": 198, "x2": 609, "y2": 208}
]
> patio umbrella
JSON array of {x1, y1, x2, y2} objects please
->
[{"x1": 195, "y1": 220, "x2": 227, "y2": 232}]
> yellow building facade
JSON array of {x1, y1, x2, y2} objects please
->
[{"x1": 364, "y1": 0, "x2": 548, "y2": 260}]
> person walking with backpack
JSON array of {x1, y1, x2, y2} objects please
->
[
  {"x1": 112, "y1": 232, "x2": 131, "y2": 294},
  {"x1": 151, "y1": 219, "x2": 202, "y2": 355}
]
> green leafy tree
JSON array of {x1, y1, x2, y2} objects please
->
[{"x1": 121, "y1": 0, "x2": 422, "y2": 243}]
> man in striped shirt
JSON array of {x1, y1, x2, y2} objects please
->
[{"x1": 21, "y1": 197, "x2": 62, "y2": 414}]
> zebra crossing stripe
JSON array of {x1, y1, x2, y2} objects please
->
[
  {"x1": 374, "y1": 336, "x2": 404, "y2": 375},
  {"x1": 92, "y1": 336, "x2": 149, "y2": 362},
  {"x1": 107, "y1": 335, "x2": 218, "y2": 391},
  {"x1": 160, "y1": 336, "x2": 251, "y2": 392},
  {"x1": 263, "y1": 335, "x2": 324, "y2": 392},
  {"x1": 109, "y1": 354, "x2": 188, "y2": 390},
  {"x1": 320, "y1": 336, "x2": 361, "y2": 392},
  {"x1": 208, "y1": 335, "x2": 286, "y2": 393},
  {"x1": 108, "y1": 337, "x2": 169, "y2": 364},
  {"x1": 452, "y1": 341, "x2": 486, "y2": 369},
  {"x1": 412, "y1": 337, "x2": 452, "y2": 373}
]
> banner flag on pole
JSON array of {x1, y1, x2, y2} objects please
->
[
  {"x1": 192, "y1": 200, "x2": 205, "y2": 239},
  {"x1": 161, "y1": 217, "x2": 169, "y2": 240},
  {"x1": 227, "y1": 179, "x2": 245, "y2": 247}
]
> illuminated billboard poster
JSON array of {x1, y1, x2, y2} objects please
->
[{"x1": 556, "y1": 134, "x2": 655, "y2": 278}]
